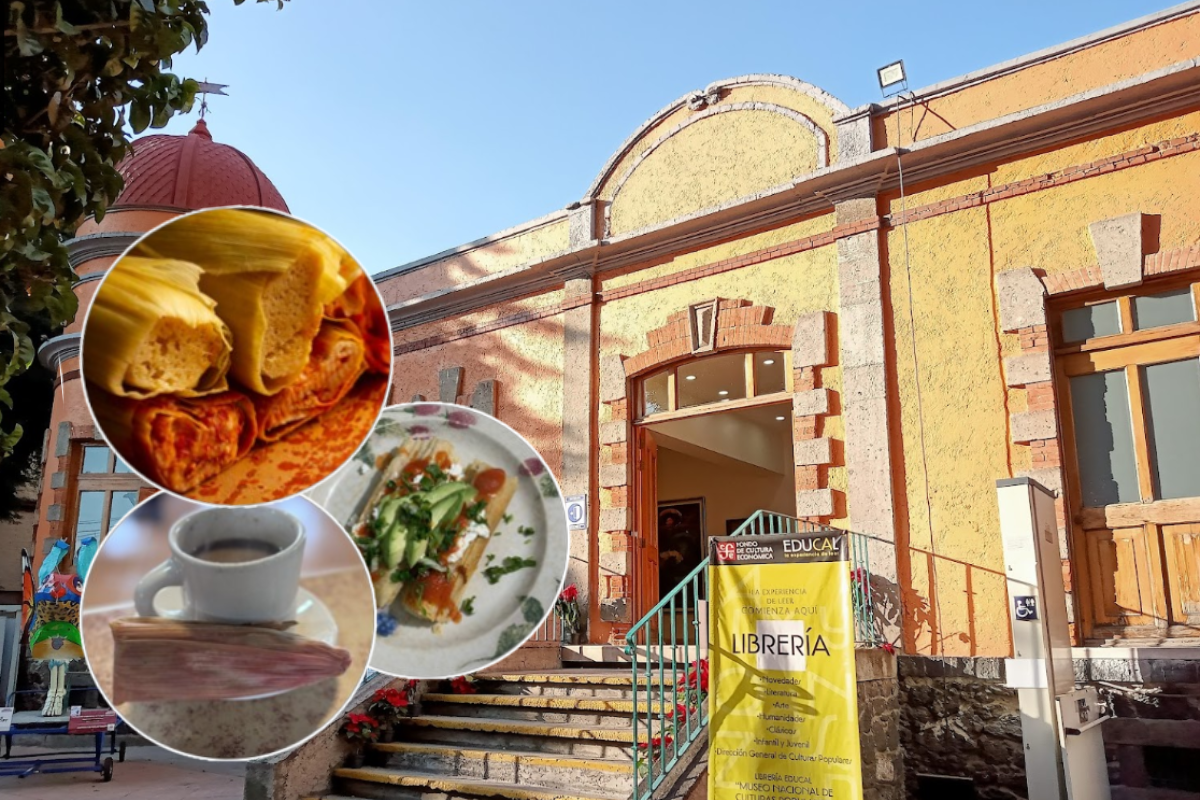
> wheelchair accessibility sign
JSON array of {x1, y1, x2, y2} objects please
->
[
  {"x1": 1014, "y1": 595, "x2": 1039, "y2": 621},
  {"x1": 566, "y1": 494, "x2": 587, "y2": 530}
]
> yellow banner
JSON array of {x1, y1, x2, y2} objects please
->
[{"x1": 708, "y1": 533, "x2": 863, "y2": 800}]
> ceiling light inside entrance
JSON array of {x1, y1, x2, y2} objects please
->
[
  {"x1": 718, "y1": 390, "x2": 729, "y2": 396},
  {"x1": 776, "y1": 416, "x2": 786, "y2": 421},
  {"x1": 763, "y1": 359, "x2": 775, "y2": 365},
  {"x1": 685, "y1": 375, "x2": 696, "y2": 381}
]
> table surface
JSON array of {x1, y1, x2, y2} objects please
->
[{"x1": 81, "y1": 569, "x2": 372, "y2": 760}]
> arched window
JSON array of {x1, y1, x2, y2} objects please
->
[{"x1": 638, "y1": 349, "x2": 792, "y2": 420}]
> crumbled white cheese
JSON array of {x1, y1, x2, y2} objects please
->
[
  {"x1": 411, "y1": 472, "x2": 423, "y2": 485},
  {"x1": 446, "y1": 521, "x2": 490, "y2": 564},
  {"x1": 447, "y1": 463, "x2": 465, "y2": 480}
]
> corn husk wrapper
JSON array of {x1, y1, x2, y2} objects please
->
[
  {"x1": 110, "y1": 617, "x2": 351, "y2": 703},
  {"x1": 253, "y1": 321, "x2": 367, "y2": 442},
  {"x1": 85, "y1": 257, "x2": 232, "y2": 399},
  {"x1": 92, "y1": 389, "x2": 257, "y2": 494},
  {"x1": 136, "y1": 209, "x2": 353, "y2": 396},
  {"x1": 324, "y1": 272, "x2": 391, "y2": 374}
]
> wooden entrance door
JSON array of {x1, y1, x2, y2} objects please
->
[
  {"x1": 1057, "y1": 285, "x2": 1200, "y2": 642},
  {"x1": 633, "y1": 426, "x2": 659, "y2": 623}
]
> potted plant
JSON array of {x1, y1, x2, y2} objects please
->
[
  {"x1": 339, "y1": 713, "x2": 381, "y2": 768},
  {"x1": 368, "y1": 683, "x2": 418, "y2": 741},
  {"x1": 447, "y1": 675, "x2": 477, "y2": 694},
  {"x1": 554, "y1": 584, "x2": 581, "y2": 644}
]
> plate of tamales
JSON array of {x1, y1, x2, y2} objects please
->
[
  {"x1": 311, "y1": 403, "x2": 570, "y2": 678},
  {"x1": 81, "y1": 207, "x2": 392, "y2": 505}
]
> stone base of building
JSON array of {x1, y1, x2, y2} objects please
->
[{"x1": 898, "y1": 653, "x2": 1200, "y2": 800}]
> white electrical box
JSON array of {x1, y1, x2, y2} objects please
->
[{"x1": 996, "y1": 478, "x2": 1111, "y2": 800}]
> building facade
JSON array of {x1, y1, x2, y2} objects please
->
[
  {"x1": 11, "y1": 4, "x2": 1200, "y2": 795},
  {"x1": 374, "y1": 7, "x2": 1200, "y2": 792}
]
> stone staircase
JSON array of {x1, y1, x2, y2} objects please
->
[{"x1": 313, "y1": 670, "x2": 676, "y2": 800}]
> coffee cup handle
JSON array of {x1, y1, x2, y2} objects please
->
[{"x1": 134, "y1": 559, "x2": 186, "y2": 620}]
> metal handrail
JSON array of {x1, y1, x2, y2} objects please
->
[{"x1": 621, "y1": 510, "x2": 880, "y2": 799}]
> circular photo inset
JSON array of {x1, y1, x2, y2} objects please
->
[
  {"x1": 311, "y1": 403, "x2": 569, "y2": 678},
  {"x1": 80, "y1": 493, "x2": 375, "y2": 760},
  {"x1": 81, "y1": 206, "x2": 391, "y2": 505}
]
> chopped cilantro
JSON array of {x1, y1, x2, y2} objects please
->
[
  {"x1": 485, "y1": 554, "x2": 495, "y2": 565},
  {"x1": 461, "y1": 597, "x2": 476, "y2": 616},
  {"x1": 483, "y1": 556, "x2": 538, "y2": 585},
  {"x1": 501, "y1": 513, "x2": 514, "y2": 525},
  {"x1": 518, "y1": 525, "x2": 536, "y2": 538}
]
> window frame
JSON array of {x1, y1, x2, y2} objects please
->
[
  {"x1": 637, "y1": 348, "x2": 794, "y2": 423},
  {"x1": 1056, "y1": 277, "x2": 1200, "y2": 515},
  {"x1": 70, "y1": 442, "x2": 145, "y2": 548}
]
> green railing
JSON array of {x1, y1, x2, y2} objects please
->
[{"x1": 622, "y1": 510, "x2": 880, "y2": 799}]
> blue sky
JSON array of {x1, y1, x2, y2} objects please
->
[{"x1": 158, "y1": 1, "x2": 1173, "y2": 275}]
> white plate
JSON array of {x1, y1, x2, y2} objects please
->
[
  {"x1": 152, "y1": 586, "x2": 339, "y2": 700},
  {"x1": 313, "y1": 403, "x2": 569, "y2": 679}
]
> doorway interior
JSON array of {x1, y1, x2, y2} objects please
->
[{"x1": 641, "y1": 401, "x2": 795, "y2": 607}]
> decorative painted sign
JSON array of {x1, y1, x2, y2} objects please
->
[
  {"x1": 708, "y1": 532, "x2": 863, "y2": 800},
  {"x1": 565, "y1": 494, "x2": 587, "y2": 530}
]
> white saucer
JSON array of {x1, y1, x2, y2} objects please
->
[{"x1": 149, "y1": 587, "x2": 339, "y2": 701}]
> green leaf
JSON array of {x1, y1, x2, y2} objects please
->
[
  {"x1": 129, "y1": 101, "x2": 150, "y2": 133},
  {"x1": 521, "y1": 597, "x2": 544, "y2": 624}
]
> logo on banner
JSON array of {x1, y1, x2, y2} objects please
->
[{"x1": 715, "y1": 541, "x2": 737, "y2": 562}]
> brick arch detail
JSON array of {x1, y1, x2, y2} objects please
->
[
  {"x1": 621, "y1": 299, "x2": 793, "y2": 379},
  {"x1": 595, "y1": 299, "x2": 837, "y2": 643}
]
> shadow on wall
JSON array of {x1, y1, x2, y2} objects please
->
[{"x1": 388, "y1": 244, "x2": 570, "y2": 474}]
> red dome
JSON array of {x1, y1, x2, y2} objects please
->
[{"x1": 113, "y1": 119, "x2": 288, "y2": 212}]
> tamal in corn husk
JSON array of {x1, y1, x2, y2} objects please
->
[
  {"x1": 84, "y1": 257, "x2": 232, "y2": 399},
  {"x1": 110, "y1": 617, "x2": 351, "y2": 703},
  {"x1": 92, "y1": 390, "x2": 257, "y2": 494},
  {"x1": 324, "y1": 272, "x2": 391, "y2": 374},
  {"x1": 135, "y1": 209, "x2": 353, "y2": 396},
  {"x1": 253, "y1": 321, "x2": 367, "y2": 442}
]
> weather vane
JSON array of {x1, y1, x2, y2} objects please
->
[{"x1": 195, "y1": 80, "x2": 229, "y2": 119}]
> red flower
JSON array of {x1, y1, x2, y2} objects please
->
[
  {"x1": 878, "y1": 641, "x2": 897, "y2": 655},
  {"x1": 372, "y1": 687, "x2": 409, "y2": 707},
  {"x1": 449, "y1": 676, "x2": 477, "y2": 694},
  {"x1": 663, "y1": 703, "x2": 689, "y2": 720},
  {"x1": 637, "y1": 734, "x2": 675, "y2": 751},
  {"x1": 685, "y1": 659, "x2": 709, "y2": 693},
  {"x1": 559, "y1": 585, "x2": 578, "y2": 603}
]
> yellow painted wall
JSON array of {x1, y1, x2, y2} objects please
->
[
  {"x1": 876, "y1": 11, "x2": 1200, "y2": 148},
  {"x1": 884, "y1": 208, "x2": 1013, "y2": 656},
  {"x1": 608, "y1": 110, "x2": 821, "y2": 236}
]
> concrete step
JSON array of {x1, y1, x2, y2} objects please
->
[
  {"x1": 562, "y1": 645, "x2": 708, "y2": 666},
  {"x1": 421, "y1": 693, "x2": 658, "y2": 727},
  {"x1": 330, "y1": 769, "x2": 626, "y2": 800},
  {"x1": 394, "y1": 715, "x2": 635, "y2": 759},
  {"x1": 368, "y1": 742, "x2": 633, "y2": 795},
  {"x1": 474, "y1": 671, "x2": 678, "y2": 700}
]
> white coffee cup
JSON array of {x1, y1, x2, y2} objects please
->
[{"x1": 134, "y1": 506, "x2": 305, "y2": 623}]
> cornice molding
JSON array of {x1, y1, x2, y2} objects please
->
[
  {"x1": 67, "y1": 231, "x2": 141, "y2": 269},
  {"x1": 38, "y1": 333, "x2": 81, "y2": 371},
  {"x1": 386, "y1": 59, "x2": 1200, "y2": 333}
]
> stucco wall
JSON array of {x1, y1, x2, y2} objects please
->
[
  {"x1": 389, "y1": 301, "x2": 567, "y2": 476},
  {"x1": 657, "y1": 447, "x2": 795, "y2": 540},
  {"x1": 875, "y1": 9, "x2": 1200, "y2": 148}
]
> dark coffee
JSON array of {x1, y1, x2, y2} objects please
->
[{"x1": 190, "y1": 538, "x2": 281, "y2": 564}]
